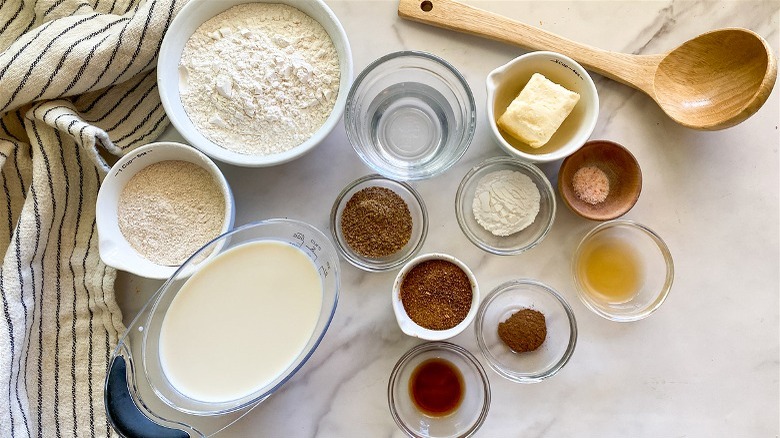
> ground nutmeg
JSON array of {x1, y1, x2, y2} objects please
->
[
  {"x1": 340, "y1": 186, "x2": 412, "y2": 258},
  {"x1": 400, "y1": 259, "x2": 472, "y2": 331},
  {"x1": 497, "y1": 308, "x2": 547, "y2": 353}
]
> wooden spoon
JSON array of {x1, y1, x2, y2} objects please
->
[{"x1": 398, "y1": 0, "x2": 777, "y2": 130}]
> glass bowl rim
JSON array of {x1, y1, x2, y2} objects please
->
[
  {"x1": 571, "y1": 219, "x2": 674, "y2": 322},
  {"x1": 387, "y1": 341, "x2": 491, "y2": 438},
  {"x1": 475, "y1": 278, "x2": 578, "y2": 383},
  {"x1": 344, "y1": 50, "x2": 477, "y2": 181},
  {"x1": 329, "y1": 174, "x2": 429, "y2": 272},
  {"x1": 142, "y1": 218, "x2": 341, "y2": 416},
  {"x1": 455, "y1": 156, "x2": 557, "y2": 255}
]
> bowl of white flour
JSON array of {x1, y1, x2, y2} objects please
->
[{"x1": 158, "y1": 0, "x2": 353, "y2": 167}]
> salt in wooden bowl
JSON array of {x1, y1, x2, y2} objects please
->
[{"x1": 558, "y1": 140, "x2": 642, "y2": 221}]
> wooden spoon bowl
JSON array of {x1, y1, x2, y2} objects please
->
[
  {"x1": 654, "y1": 28, "x2": 776, "y2": 129},
  {"x1": 398, "y1": 0, "x2": 778, "y2": 130},
  {"x1": 558, "y1": 140, "x2": 642, "y2": 221}
]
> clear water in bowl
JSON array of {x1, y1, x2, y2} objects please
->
[{"x1": 369, "y1": 82, "x2": 454, "y2": 168}]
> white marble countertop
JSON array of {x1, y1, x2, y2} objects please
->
[{"x1": 115, "y1": 1, "x2": 780, "y2": 436}]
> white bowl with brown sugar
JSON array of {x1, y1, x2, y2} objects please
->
[
  {"x1": 96, "y1": 142, "x2": 235, "y2": 279},
  {"x1": 157, "y1": 0, "x2": 353, "y2": 167},
  {"x1": 392, "y1": 253, "x2": 480, "y2": 341}
]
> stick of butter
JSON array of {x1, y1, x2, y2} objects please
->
[{"x1": 497, "y1": 73, "x2": 580, "y2": 148}]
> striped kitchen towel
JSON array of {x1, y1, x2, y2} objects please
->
[{"x1": 0, "y1": 0, "x2": 184, "y2": 436}]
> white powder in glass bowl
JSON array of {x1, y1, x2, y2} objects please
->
[{"x1": 472, "y1": 170, "x2": 541, "y2": 236}]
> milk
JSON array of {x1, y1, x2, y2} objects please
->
[{"x1": 158, "y1": 240, "x2": 323, "y2": 403}]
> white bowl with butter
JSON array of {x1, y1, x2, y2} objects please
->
[{"x1": 487, "y1": 51, "x2": 599, "y2": 163}]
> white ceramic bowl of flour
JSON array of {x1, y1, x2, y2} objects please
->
[
  {"x1": 158, "y1": 0, "x2": 353, "y2": 167},
  {"x1": 96, "y1": 142, "x2": 235, "y2": 280}
]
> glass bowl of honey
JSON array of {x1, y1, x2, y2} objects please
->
[
  {"x1": 388, "y1": 342, "x2": 490, "y2": 438},
  {"x1": 573, "y1": 220, "x2": 674, "y2": 322}
]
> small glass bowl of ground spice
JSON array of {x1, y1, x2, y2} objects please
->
[
  {"x1": 96, "y1": 142, "x2": 234, "y2": 279},
  {"x1": 392, "y1": 253, "x2": 479, "y2": 341},
  {"x1": 558, "y1": 140, "x2": 642, "y2": 221},
  {"x1": 330, "y1": 174, "x2": 428, "y2": 271},
  {"x1": 475, "y1": 279, "x2": 577, "y2": 383},
  {"x1": 455, "y1": 157, "x2": 556, "y2": 255}
]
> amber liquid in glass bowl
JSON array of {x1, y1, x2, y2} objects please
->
[{"x1": 409, "y1": 358, "x2": 464, "y2": 417}]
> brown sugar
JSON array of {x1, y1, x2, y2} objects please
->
[
  {"x1": 340, "y1": 186, "x2": 412, "y2": 258},
  {"x1": 497, "y1": 308, "x2": 547, "y2": 353},
  {"x1": 400, "y1": 260, "x2": 473, "y2": 330}
]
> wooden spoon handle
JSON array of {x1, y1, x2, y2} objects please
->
[{"x1": 398, "y1": 0, "x2": 661, "y2": 94}]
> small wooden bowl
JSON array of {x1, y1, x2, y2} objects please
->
[{"x1": 558, "y1": 140, "x2": 642, "y2": 221}]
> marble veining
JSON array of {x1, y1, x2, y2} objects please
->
[{"x1": 115, "y1": 1, "x2": 779, "y2": 436}]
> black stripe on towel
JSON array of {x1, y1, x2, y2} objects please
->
[
  {"x1": 123, "y1": 0, "x2": 137, "y2": 14},
  {"x1": 0, "y1": 20, "x2": 56, "y2": 82},
  {"x1": 85, "y1": 69, "x2": 153, "y2": 121},
  {"x1": 84, "y1": 215, "x2": 97, "y2": 438},
  {"x1": 125, "y1": 111, "x2": 167, "y2": 149},
  {"x1": 62, "y1": 32, "x2": 111, "y2": 95},
  {"x1": 67, "y1": 131, "x2": 85, "y2": 435},
  {"x1": 139, "y1": 0, "x2": 177, "y2": 72},
  {"x1": 0, "y1": 226, "x2": 16, "y2": 438},
  {"x1": 20, "y1": 182, "x2": 39, "y2": 437},
  {"x1": 2, "y1": 13, "x2": 102, "y2": 110},
  {"x1": 101, "y1": 264, "x2": 110, "y2": 438},
  {"x1": 41, "y1": 105, "x2": 73, "y2": 122},
  {"x1": 80, "y1": 16, "x2": 132, "y2": 95},
  {"x1": 42, "y1": 0, "x2": 68, "y2": 18},
  {"x1": 50, "y1": 127, "x2": 71, "y2": 438},
  {"x1": 30, "y1": 18, "x2": 127, "y2": 103},
  {"x1": 12, "y1": 141, "x2": 31, "y2": 437},
  {"x1": 0, "y1": 118, "x2": 21, "y2": 142},
  {"x1": 0, "y1": 0, "x2": 24, "y2": 35},
  {"x1": 103, "y1": 80, "x2": 158, "y2": 132},
  {"x1": 121, "y1": 0, "x2": 157, "y2": 78},
  {"x1": 30, "y1": 120, "x2": 57, "y2": 438},
  {"x1": 114, "y1": 102, "x2": 166, "y2": 145},
  {"x1": 108, "y1": 0, "x2": 120, "y2": 20},
  {"x1": 31, "y1": 185, "x2": 44, "y2": 438},
  {"x1": 12, "y1": 141, "x2": 27, "y2": 197},
  {"x1": 2, "y1": 170, "x2": 11, "y2": 242}
]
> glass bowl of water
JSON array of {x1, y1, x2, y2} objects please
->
[{"x1": 345, "y1": 51, "x2": 476, "y2": 180}]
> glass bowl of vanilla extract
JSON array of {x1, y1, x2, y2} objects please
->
[{"x1": 388, "y1": 342, "x2": 490, "y2": 438}]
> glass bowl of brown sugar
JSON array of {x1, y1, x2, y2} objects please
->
[
  {"x1": 330, "y1": 174, "x2": 428, "y2": 272},
  {"x1": 475, "y1": 279, "x2": 577, "y2": 383}
]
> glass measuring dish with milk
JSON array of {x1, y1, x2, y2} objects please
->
[
  {"x1": 130, "y1": 219, "x2": 340, "y2": 419},
  {"x1": 159, "y1": 240, "x2": 323, "y2": 403}
]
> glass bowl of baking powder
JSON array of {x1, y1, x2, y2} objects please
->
[{"x1": 455, "y1": 156, "x2": 556, "y2": 255}]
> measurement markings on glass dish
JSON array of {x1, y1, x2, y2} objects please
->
[{"x1": 291, "y1": 232, "x2": 330, "y2": 277}]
